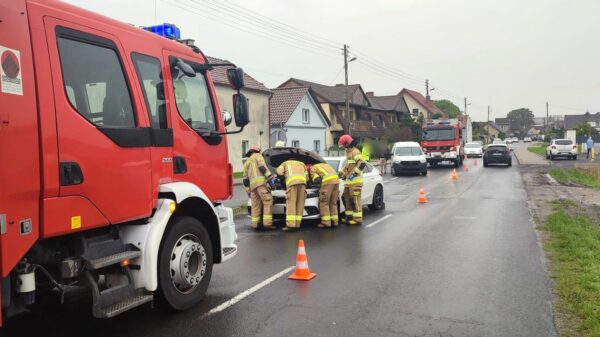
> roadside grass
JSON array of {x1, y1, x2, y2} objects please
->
[
  {"x1": 233, "y1": 171, "x2": 244, "y2": 179},
  {"x1": 542, "y1": 200, "x2": 600, "y2": 337},
  {"x1": 528, "y1": 145, "x2": 546, "y2": 157},
  {"x1": 232, "y1": 203, "x2": 247, "y2": 217},
  {"x1": 549, "y1": 168, "x2": 600, "y2": 189}
]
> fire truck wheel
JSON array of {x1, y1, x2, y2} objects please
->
[{"x1": 157, "y1": 216, "x2": 213, "y2": 311}]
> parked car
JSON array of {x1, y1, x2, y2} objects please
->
[
  {"x1": 483, "y1": 144, "x2": 512, "y2": 167},
  {"x1": 390, "y1": 141, "x2": 428, "y2": 176},
  {"x1": 523, "y1": 137, "x2": 532, "y2": 142},
  {"x1": 546, "y1": 139, "x2": 577, "y2": 160},
  {"x1": 464, "y1": 142, "x2": 483, "y2": 158},
  {"x1": 247, "y1": 147, "x2": 385, "y2": 221},
  {"x1": 492, "y1": 138, "x2": 506, "y2": 145}
]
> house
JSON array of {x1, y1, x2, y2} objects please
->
[
  {"x1": 564, "y1": 112, "x2": 600, "y2": 131},
  {"x1": 270, "y1": 86, "x2": 331, "y2": 154},
  {"x1": 400, "y1": 88, "x2": 445, "y2": 120},
  {"x1": 494, "y1": 118, "x2": 511, "y2": 133},
  {"x1": 207, "y1": 56, "x2": 272, "y2": 173},
  {"x1": 278, "y1": 78, "x2": 407, "y2": 147},
  {"x1": 482, "y1": 122, "x2": 503, "y2": 142}
]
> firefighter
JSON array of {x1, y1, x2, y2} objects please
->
[
  {"x1": 310, "y1": 162, "x2": 340, "y2": 228},
  {"x1": 338, "y1": 135, "x2": 366, "y2": 225},
  {"x1": 276, "y1": 159, "x2": 308, "y2": 232},
  {"x1": 243, "y1": 146, "x2": 275, "y2": 230}
]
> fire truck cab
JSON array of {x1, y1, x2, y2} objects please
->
[
  {"x1": 0, "y1": 0, "x2": 247, "y2": 324},
  {"x1": 421, "y1": 119, "x2": 466, "y2": 168}
]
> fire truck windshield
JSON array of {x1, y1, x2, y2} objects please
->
[{"x1": 423, "y1": 128, "x2": 455, "y2": 141}]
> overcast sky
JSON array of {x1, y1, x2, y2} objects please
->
[{"x1": 63, "y1": 0, "x2": 600, "y2": 121}]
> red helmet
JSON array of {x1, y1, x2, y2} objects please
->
[
  {"x1": 249, "y1": 146, "x2": 261, "y2": 153},
  {"x1": 338, "y1": 134, "x2": 353, "y2": 148}
]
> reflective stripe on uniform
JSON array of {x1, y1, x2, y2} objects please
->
[
  {"x1": 295, "y1": 215, "x2": 303, "y2": 221},
  {"x1": 321, "y1": 215, "x2": 332, "y2": 220},
  {"x1": 345, "y1": 210, "x2": 354, "y2": 216},
  {"x1": 263, "y1": 214, "x2": 272, "y2": 220},
  {"x1": 286, "y1": 215, "x2": 296, "y2": 221},
  {"x1": 286, "y1": 175, "x2": 307, "y2": 185},
  {"x1": 353, "y1": 154, "x2": 363, "y2": 161},
  {"x1": 331, "y1": 214, "x2": 338, "y2": 220},
  {"x1": 250, "y1": 177, "x2": 266, "y2": 185},
  {"x1": 251, "y1": 216, "x2": 261, "y2": 223},
  {"x1": 345, "y1": 178, "x2": 364, "y2": 185},
  {"x1": 347, "y1": 160, "x2": 356, "y2": 164},
  {"x1": 322, "y1": 174, "x2": 337, "y2": 182},
  {"x1": 352, "y1": 212, "x2": 363, "y2": 218}
]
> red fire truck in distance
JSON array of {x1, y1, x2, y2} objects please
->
[
  {"x1": 421, "y1": 119, "x2": 466, "y2": 168},
  {"x1": 0, "y1": 0, "x2": 249, "y2": 324}
]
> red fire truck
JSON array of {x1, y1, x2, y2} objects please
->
[
  {"x1": 0, "y1": 0, "x2": 248, "y2": 324},
  {"x1": 421, "y1": 119, "x2": 466, "y2": 168}
]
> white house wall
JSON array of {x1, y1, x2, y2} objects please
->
[{"x1": 284, "y1": 93, "x2": 328, "y2": 154}]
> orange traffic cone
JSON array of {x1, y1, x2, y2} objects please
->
[
  {"x1": 417, "y1": 187, "x2": 428, "y2": 203},
  {"x1": 450, "y1": 168, "x2": 458, "y2": 180},
  {"x1": 288, "y1": 240, "x2": 316, "y2": 281},
  {"x1": 464, "y1": 164, "x2": 470, "y2": 172}
]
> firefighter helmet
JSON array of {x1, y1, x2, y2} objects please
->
[
  {"x1": 245, "y1": 146, "x2": 261, "y2": 157},
  {"x1": 338, "y1": 134, "x2": 353, "y2": 148}
]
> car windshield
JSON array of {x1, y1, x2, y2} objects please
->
[
  {"x1": 325, "y1": 159, "x2": 341, "y2": 171},
  {"x1": 556, "y1": 140, "x2": 572, "y2": 145},
  {"x1": 423, "y1": 128, "x2": 455, "y2": 141},
  {"x1": 394, "y1": 147, "x2": 422, "y2": 156},
  {"x1": 465, "y1": 143, "x2": 480, "y2": 148},
  {"x1": 488, "y1": 145, "x2": 507, "y2": 151}
]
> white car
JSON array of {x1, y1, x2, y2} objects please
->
[
  {"x1": 464, "y1": 142, "x2": 483, "y2": 158},
  {"x1": 546, "y1": 139, "x2": 577, "y2": 160},
  {"x1": 390, "y1": 141, "x2": 427, "y2": 176},
  {"x1": 247, "y1": 147, "x2": 385, "y2": 221},
  {"x1": 523, "y1": 137, "x2": 532, "y2": 142}
]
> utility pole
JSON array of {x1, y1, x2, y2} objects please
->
[
  {"x1": 426, "y1": 79, "x2": 430, "y2": 99},
  {"x1": 343, "y1": 44, "x2": 349, "y2": 126},
  {"x1": 487, "y1": 105, "x2": 490, "y2": 123},
  {"x1": 546, "y1": 101, "x2": 549, "y2": 132},
  {"x1": 464, "y1": 97, "x2": 468, "y2": 117}
]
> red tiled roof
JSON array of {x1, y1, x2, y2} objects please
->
[
  {"x1": 279, "y1": 78, "x2": 363, "y2": 105},
  {"x1": 206, "y1": 56, "x2": 271, "y2": 94},
  {"x1": 401, "y1": 88, "x2": 445, "y2": 116}
]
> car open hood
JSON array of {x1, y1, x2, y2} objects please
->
[{"x1": 262, "y1": 147, "x2": 325, "y2": 170}]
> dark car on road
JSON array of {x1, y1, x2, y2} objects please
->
[{"x1": 483, "y1": 144, "x2": 512, "y2": 167}]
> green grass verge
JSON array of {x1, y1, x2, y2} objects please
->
[
  {"x1": 542, "y1": 200, "x2": 600, "y2": 336},
  {"x1": 549, "y1": 168, "x2": 600, "y2": 189},
  {"x1": 527, "y1": 145, "x2": 546, "y2": 157},
  {"x1": 233, "y1": 171, "x2": 244, "y2": 179}
]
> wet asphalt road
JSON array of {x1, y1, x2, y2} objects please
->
[{"x1": 2, "y1": 157, "x2": 557, "y2": 337}]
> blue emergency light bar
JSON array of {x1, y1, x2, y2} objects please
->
[{"x1": 143, "y1": 23, "x2": 181, "y2": 40}]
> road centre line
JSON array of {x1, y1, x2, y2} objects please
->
[
  {"x1": 202, "y1": 266, "x2": 295, "y2": 318},
  {"x1": 365, "y1": 214, "x2": 393, "y2": 228}
]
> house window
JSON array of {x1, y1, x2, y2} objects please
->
[
  {"x1": 292, "y1": 140, "x2": 300, "y2": 148},
  {"x1": 412, "y1": 108, "x2": 419, "y2": 116},
  {"x1": 242, "y1": 140, "x2": 249, "y2": 156},
  {"x1": 314, "y1": 140, "x2": 320, "y2": 153},
  {"x1": 302, "y1": 108, "x2": 310, "y2": 124}
]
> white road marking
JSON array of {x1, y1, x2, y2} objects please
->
[
  {"x1": 454, "y1": 216, "x2": 476, "y2": 220},
  {"x1": 202, "y1": 266, "x2": 295, "y2": 318},
  {"x1": 383, "y1": 177, "x2": 398, "y2": 184},
  {"x1": 366, "y1": 214, "x2": 393, "y2": 228}
]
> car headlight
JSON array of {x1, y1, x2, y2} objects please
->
[
  {"x1": 420, "y1": 158, "x2": 426, "y2": 163},
  {"x1": 306, "y1": 191, "x2": 319, "y2": 198}
]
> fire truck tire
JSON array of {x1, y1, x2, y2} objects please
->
[{"x1": 157, "y1": 216, "x2": 213, "y2": 311}]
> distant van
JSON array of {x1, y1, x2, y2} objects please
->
[{"x1": 390, "y1": 141, "x2": 428, "y2": 176}]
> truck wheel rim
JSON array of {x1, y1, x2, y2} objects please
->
[{"x1": 170, "y1": 234, "x2": 206, "y2": 294}]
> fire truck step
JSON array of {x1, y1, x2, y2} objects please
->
[
  {"x1": 85, "y1": 250, "x2": 141, "y2": 270},
  {"x1": 98, "y1": 293, "x2": 153, "y2": 318}
]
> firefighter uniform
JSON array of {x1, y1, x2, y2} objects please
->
[
  {"x1": 310, "y1": 163, "x2": 340, "y2": 227},
  {"x1": 276, "y1": 160, "x2": 307, "y2": 230},
  {"x1": 340, "y1": 147, "x2": 366, "y2": 224},
  {"x1": 243, "y1": 152, "x2": 273, "y2": 229}
]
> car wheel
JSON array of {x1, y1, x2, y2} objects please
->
[
  {"x1": 483, "y1": 161, "x2": 488, "y2": 167},
  {"x1": 546, "y1": 152, "x2": 549, "y2": 159},
  {"x1": 421, "y1": 169, "x2": 428, "y2": 176},
  {"x1": 549, "y1": 154, "x2": 553, "y2": 160},
  {"x1": 368, "y1": 184, "x2": 385, "y2": 211},
  {"x1": 573, "y1": 155, "x2": 577, "y2": 160},
  {"x1": 391, "y1": 166, "x2": 397, "y2": 176},
  {"x1": 157, "y1": 216, "x2": 213, "y2": 311},
  {"x1": 508, "y1": 160, "x2": 512, "y2": 167},
  {"x1": 454, "y1": 160, "x2": 459, "y2": 168}
]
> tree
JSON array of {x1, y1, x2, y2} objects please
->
[
  {"x1": 507, "y1": 108, "x2": 534, "y2": 136},
  {"x1": 383, "y1": 114, "x2": 422, "y2": 143},
  {"x1": 498, "y1": 132, "x2": 506, "y2": 140},
  {"x1": 574, "y1": 123, "x2": 599, "y2": 137},
  {"x1": 433, "y1": 99, "x2": 462, "y2": 118}
]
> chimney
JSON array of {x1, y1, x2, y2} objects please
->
[
  {"x1": 335, "y1": 83, "x2": 344, "y2": 87},
  {"x1": 366, "y1": 91, "x2": 374, "y2": 97}
]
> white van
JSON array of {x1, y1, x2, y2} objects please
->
[{"x1": 391, "y1": 141, "x2": 428, "y2": 176}]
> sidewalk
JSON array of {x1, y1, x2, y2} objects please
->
[{"x1": 513, "y1": 146, "x2": 548, "y2": 165}]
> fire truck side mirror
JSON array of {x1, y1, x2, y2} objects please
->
[
  {"x1": 227, "y1": 68, "x2": 245, "y2": 91},
  {"x1": 172, "y1": 58, "x2": 196, "y2": 78},
  {"x1": 222, "y1": 110, "x2": 233, "y2": 126},
  {"x1": 233, "y1": 93, "x2": 249, "y2": 127}
]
